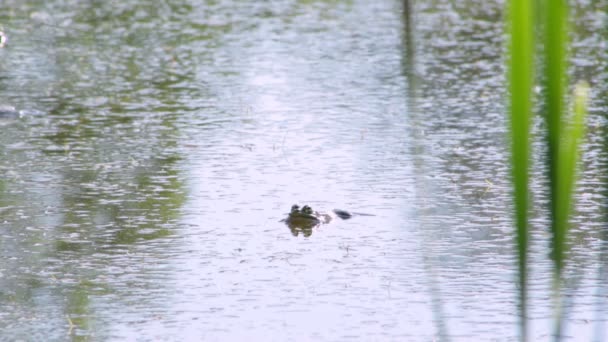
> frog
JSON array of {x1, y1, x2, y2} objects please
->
[{"x1": 282, "y1": 204, "x2": 372, "y2": 236}]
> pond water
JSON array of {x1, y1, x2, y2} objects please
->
[{"x1": 0, "y1": 0, "x2": 607, "y2": 341}]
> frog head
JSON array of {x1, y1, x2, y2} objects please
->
[
  {"x1": 301, "y1": 205, "x2": 314, "y2": 215},
  {"x1": 290, "y1": 204, "x2": 301, "y2": 214}
]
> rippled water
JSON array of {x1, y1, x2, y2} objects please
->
[{"x1": 0, "y1": 0, "x2": 607, "y2": 341}]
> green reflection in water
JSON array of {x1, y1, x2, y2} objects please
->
[
  {"x1": 0, "y1": 1, "x2": 199, "y2": 339},
  {"x1": 66, "y1": 286, "x2": 91, "y2": 340}
]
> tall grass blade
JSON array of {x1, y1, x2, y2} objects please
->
[
  {"x1": 543, "y1": 0, "x2": 569, "y2": 279},
  {"x1": 551, "y1": 82, "x2": 588, "y2": 338},
  {"x1": 507, "y1": 0, "x2": 534, "y2": 340},
  {"x1": 558, "y1": 82, "x2": 588, "y2": 220},
  {"x1": 541, "y1": 1, "x2": 570, "y2": 340}
]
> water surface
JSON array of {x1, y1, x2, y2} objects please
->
[{"x1": 0, "y1": 0, "x2": 606, "y2": 340}]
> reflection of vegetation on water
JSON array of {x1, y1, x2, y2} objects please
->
[
  {"x1": 39, "y1": 112, "x2": 186, "y2": 337},
  {"x1": 0, "y1": 29, "x2": 6, "y2": 48},
  {"x1": 0, "y1": 1, "x2": 198, "y2": 338},
  {"x1": 65, "y1": 285, "x2": 91, "y2": 340},
  {"x1": 114, "y1": 155, "x2": 186, "y2": 244},
  {"x1": 0, "y1": 178, "x2": 7, "y2": 206},
  {"x1": 48, "y1": 131, "x2": 186, "y2": 246}
]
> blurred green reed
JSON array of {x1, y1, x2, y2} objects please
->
[
  {"x1": 544, "y1": 0, "x2": 568, "y2": 281},
  {"x1": 507, "y1": 0, "x2": 533, "y2": 340},
  {"x1": 507, "y1": 0, "x2": 588, "y2": 341}
]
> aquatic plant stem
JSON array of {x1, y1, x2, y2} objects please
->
[
  {"x1": 507, "y1": 0, "x2": 534, "y2": 340},
  {"x1": 542, "y1": 1, "x2": 573, "y2": 340},
  {"x1": 544, "y1": 0, "x2": 568, "y2": 281},
  {"x1": 553, "y1": 82, "x2": 588, "y2": 339}
]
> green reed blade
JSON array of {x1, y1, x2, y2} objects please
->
[
  {"x1": 552, "y1": 82, "x2": 588, "y2": 339},
  {"x1": 543, "y1": 0, "x2": 569, "y2": 278},
  {"x1": 541, "y1": 1, "x2": 571, "y2": 340},
  {"x1": 556, "y1": 82, "x2": 588, "y2": 243},
  {"x1": 507, "y1": 0, "x2": 534, "y2": 340}
]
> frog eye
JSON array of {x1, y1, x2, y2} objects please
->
[{"x1": 291, "y1": 204, "x2": 300, "y2": 212}]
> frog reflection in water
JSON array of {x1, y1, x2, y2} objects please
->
[{"x1": 282, "y1": 204, "x2": 371, "y2": 237}]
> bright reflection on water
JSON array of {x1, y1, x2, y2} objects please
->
[{"x1": 0, "y1": 0, "x2": 606, "y2": 341}]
